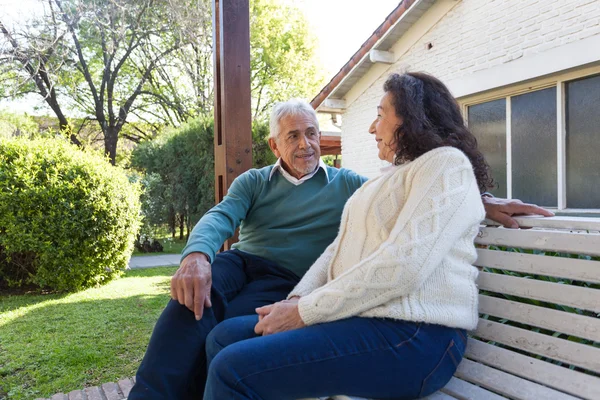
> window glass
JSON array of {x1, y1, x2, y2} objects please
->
[
  {"x1": 511, "y1": 87, "x2": 557, "y2": 207},
  {"x1": 468, "y1": 99, "x2": 507, "y2": 197},
  {"x1": 566, "y1": 74, "x2": 600, "y2": 209}
]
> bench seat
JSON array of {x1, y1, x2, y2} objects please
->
[{"x1": 312, "y1": 216, "x2": 600, "y2": 400}]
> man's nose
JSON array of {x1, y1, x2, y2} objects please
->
[{"x1": 299, "y1": 135, "x2": 309, "y2": 149}]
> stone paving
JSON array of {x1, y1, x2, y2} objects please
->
[
  {"x1": 36, "y1": 377, "x2": 135, "y2": 400},
  {"x1": 128, "y1": 254, "x2": 180, "y2": 269}
]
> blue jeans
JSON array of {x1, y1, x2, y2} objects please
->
[
  {"x1": 204, "y1": 315, "x2": 467, "y2": 400},
  {"x1": 128, "y1": 250, "x2": 300, "y2": 400}
]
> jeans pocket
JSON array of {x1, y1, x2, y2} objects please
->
[{"x1": 418, "y1": 339, "x2": 463, "y2": 398}]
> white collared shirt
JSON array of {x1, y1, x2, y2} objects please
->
[{"x1": 269, "y1": 158, "x2": 329, "y2": 186}]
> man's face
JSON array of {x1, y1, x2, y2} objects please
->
[{"x1": 268, "y1": 114, "x2": 321, "y2": 179}]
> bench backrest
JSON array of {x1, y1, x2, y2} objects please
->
[{"x1": 463, "y1": 216, "x2": 600, "y2": 400}]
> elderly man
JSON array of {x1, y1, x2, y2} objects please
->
[{"x1": 129, "y1": 99, "x2": 552, "y2": 400}]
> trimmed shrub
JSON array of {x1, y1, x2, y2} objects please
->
[{"x1": 0, "y1": 137, "x2": 142, "y2": 291}]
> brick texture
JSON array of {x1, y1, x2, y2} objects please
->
[{"x1": 341, "y1": 0, "x2": 600, "y2": 177}]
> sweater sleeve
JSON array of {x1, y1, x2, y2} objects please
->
[
  {"x1": 181, "y1": 170, "x2": 258, "y2": 263},
  {"x1": 297, "y1": 148, "x2": 484, "y2": 325}
]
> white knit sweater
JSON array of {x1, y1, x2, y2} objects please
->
[{"x1": 288, "y1": 147, "x2": 485, "y2": 330}]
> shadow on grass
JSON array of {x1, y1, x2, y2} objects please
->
[{"x1": 0, "y1": 292, "x2": 188, "y2": 400}]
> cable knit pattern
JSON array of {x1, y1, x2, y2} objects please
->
[{"x1": 288, "y1": 147, "x2": 485, "y2": 330}]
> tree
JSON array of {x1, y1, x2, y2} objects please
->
[
  {"x1": 249, "y1": 0, "x2": 324, "y2": 120},
  {"x1": 147, "y1": 0, "x2": 325, "y2": 123},
  {"x1": 0, "y1": 0, "x2": 324, "y2": 164},
  {"x1": 0, "y1": 0, "x2": 195, "y2": 164},
  {"x1": 131, "y1": 118, "x2": 215, "y2": 240},
  {"x1": 0, "y1": 110, "x2": 40, "y2": 138}
]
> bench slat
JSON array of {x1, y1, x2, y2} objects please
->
[
  {"x1": 455, "y1": 359, "x2": 580, "y2": 400},
  {"x1": 484, "y1": 216, "x2": 600, "y2": 231},
  {"x1": 422, "y1": 392, "x2": 459, "y2": 400},
  {"x1": 475, "y1": 248, "x2": 600, "y2": 284},
  {"x1": 477, "y1": 272, "x2": 600, "y2": 313},
  {"x1": 478, "y1": 295, "x2": 600, "y2": 342},
  {"x1": 441, "y1": 376, "x2": 506, "y2": 400},
  {"x1": 465, "y1": 338, "x2": 600, "y2": 400},
  {"x1": 474, "y1": 319, "x2": 600, "y2": 373},
  {"x1": 476, "y1": 227, "x2": 600, "y2": 256}
]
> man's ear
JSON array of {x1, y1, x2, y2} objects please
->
[{"x1": 268, "y1": 137, "x2": 281, "y2": 158}]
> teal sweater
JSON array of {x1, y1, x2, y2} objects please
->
[{"x1": 181, "y1": 165, "x2": 367, "y2": 277}]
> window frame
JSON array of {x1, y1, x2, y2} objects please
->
[{"x1": 459, "y1": 64, "x2": 600, "y2": 214}]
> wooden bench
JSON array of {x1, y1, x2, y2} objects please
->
[{"x1": 324, "y1": 215, "x2": 600, "y2": 400}]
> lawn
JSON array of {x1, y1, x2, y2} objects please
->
[
  {"x1": 132, "y1": 235, "x2": 188, "y2": 256},
  {"x1": 0, "y1": 266, "x2": 178, "y2": 400}
]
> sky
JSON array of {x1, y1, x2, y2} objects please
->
[
  {"x1": 0, "y1": 0, "x2": 402, "y2": 112},
  {"x1": 293, "y1": 0, "x2": 401, "y2": 75}
]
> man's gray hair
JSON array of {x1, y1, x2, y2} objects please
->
[{"x1": 269, "y1": 99, "x2": 319, "y2": 139}]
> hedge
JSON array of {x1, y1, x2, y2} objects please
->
[{"x1": 0, "y1": 137, "x2": 141, "y2": 291}]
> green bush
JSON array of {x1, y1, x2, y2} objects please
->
[{"x1": 0, "y1": 137, "x2": 142, "y2": 291}]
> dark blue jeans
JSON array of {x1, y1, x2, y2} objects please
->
[
  {"x1": 204, "y1": 315, "x2": 467, "y2": 400},
  {"x1": 128, "y1": 250, "x2": 300, "y2": 400}
]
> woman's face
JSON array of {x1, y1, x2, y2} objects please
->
[{"x1": 369, "y1": 92, "x2": 402, "y2": 163}]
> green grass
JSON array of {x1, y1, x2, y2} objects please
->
[
  {"x1": 0, "y1": 266, "x2": 178, "y2": 400},
  {"x1": 132, "y1": 235, "x2": 188, "y2": 256}
]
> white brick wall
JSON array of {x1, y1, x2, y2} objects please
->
[{"x1": 341, "y1": 0, "x2": 600, "y2": 178}]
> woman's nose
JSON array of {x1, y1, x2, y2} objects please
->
[{"x1": 368, "y1": 120, "x2": 376, "y2": 134}]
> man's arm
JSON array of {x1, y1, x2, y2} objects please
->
[
  {"x1": 171, "y1": 170, "x2": 258, "y2": 320},
  {"x1": 482, "y1": 195, "x2": 554, "y2": 228}
]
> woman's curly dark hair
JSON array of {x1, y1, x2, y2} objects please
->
[{"x1": 383, "y1": 72, "x2": 493, "y2": 192}]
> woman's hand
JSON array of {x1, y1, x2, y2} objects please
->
[{"x1": 254, "y1": 298, "x2": 305, "y2": 335}]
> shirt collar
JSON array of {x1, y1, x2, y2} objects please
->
[{"x1": 269, "y1": 158, "x2": 329, "y2": 185}]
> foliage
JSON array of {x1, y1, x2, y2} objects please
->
[
  {"x1": 0, "y1": 137, "x2": 141, "y2": 291},
  {"x1": 0, "y1": 110, "x2": 40, "y2": 139},
  {"x1": 322, "y1": 155, "x2": 341, "y2": 167},
  {"x1": 0, "y1": 266, "x2": 177, "y2": 400},
  {"x1": 131, "y1": 118, "x2": 277, "y2": 237},
  {"x1": 132, "y1": 235, "x2": 187, "y2": 256},
  {"x1": 0, "y1": 0, "x2": 192, "y2": 164},
  {"x1": 144, "y1": 0, "x2": 325, "y2": 123},
  {"x1": 1, "y1": 0, "x2": 324, "y2": 164},
  {"x1": 252, "y1": 120, "x2": 277, "y2": 168},
  {"x1": 131, "y1": 118, "x2": 215, "y2": 239},
  {"x1": 249, "y1": 0, "x2": 324, "y2": 120}
]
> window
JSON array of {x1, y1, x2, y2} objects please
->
[
  {"x1": 465, "y1": 71, "x2": 600, "y2": 211},
  {"x1": 566, "y1": 74, "x2": 600, "y2": 209}
]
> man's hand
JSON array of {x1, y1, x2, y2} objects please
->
[
  {"x1": 254, "y1": 298, "x2": 305, "y2": 335},
  {"x1": 482, "y1": 196, "x2": 554, "y2": 229},
  {"x1": 170, "y1": 252, "x2": 212, "y2": 320}
]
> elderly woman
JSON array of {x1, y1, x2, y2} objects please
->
[{"x1": 202, "y1": 72, "x2": 492, "y2": 399}]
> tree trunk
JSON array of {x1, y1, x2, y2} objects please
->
[
  {"x1": 186, "y1": 213, "x2": 192, "y2": 241},
  {"x1": 179, "y1": 214, "x2": 184, "y2": 240},
  {"x1": 168, "y1": 206, "x2": 176, "y2": 238},
  {"x1": 104, "y1": 127, "x2": 119, "y2": 165}
]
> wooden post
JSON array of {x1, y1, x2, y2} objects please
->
[{"x1": 213, "y1": 0, "x2": 252, "y2": 249}]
